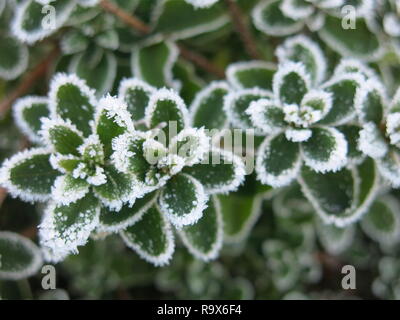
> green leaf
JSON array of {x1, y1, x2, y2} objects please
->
[
  {"x1": 132, "y1": 41, "x2": 178, "y2": 88},
  {"x1": 69, "y1": 49, "x2": 117, "y2": 96},
  {"x1": 13, "y1": 96, "x2": 49, "y2": 143},
  {"x1": 121, "y1": 204, "x2": 174, "y2": 266},
  {"x1": 0, "y1": 34, "x2": 28, "y2": 80},
  {"x1": 274, "y1": 62, "x2": 310, "y2": 105},
  {"x1": 355, "y1": 79, "x2": 386, "y2": 125},
  {"x1": 12, "y1": 0, "x2": 76, "y2": 44},
  {"x1": 219, "y1": 190, "x2": 264, "y2": 243},
  {"x1": 39, "y1": 192, "x2": 100, "y2": 262},
  {"x1": 40, "y1": 118, "x2": 84, "y2": 156},
  {"x1": 246, "y1": 98, "x2": 286, "y2": 134},
  {"x1": 49, "y1": 73, "x2": 96, "y2": 137},
  {"x1": 299, "y1": 158, "x2": 379, "y2": 226},
  {"x1": 301, "y1": 127, "x2": 347, "y2": 173},
  {"x1": 224, "y1": 88, "x2": 271, "y2": 130},
  {"x1": 145, "y1": 88, "x2": 189, "y2": 141},
  {"x1": 252, "y1": 0, "x2": 304, "y2": 36},
  {"x1": 337, "y1": 124, "x2": 364, "y2": 163},
  {"x1": 61, "y1": 30, "x2": 88, "y2": 55},
  {"x1": 1, "y1": 148, "x2": 60, "y2": 202},
  {"x1": 173, "y1": 60, "x2": 203, "y2": 105},
  {"x1": 93, "y1": 165, "x2": 135, "y2": 211},
  {"x1": 183, "y1": 148, "x2": 245, "y2": 194},
  {"x1": 316, "y1": 220, "x2": 355, "y2": 255},
  {"x1": 190, "y1": 81, "x2": 229, "y2": 130},
  {"x1": 52, "y1": 174, "x2": 90, "y2": 206},
  {"x1": 0, "y1": 232, "x2": 43, "y2": 280},
  {"x1": 95, "y1": 29, "x2": 119, "y2": 50},
  {"x1": 98, "y1": 191, "x2": 158, "y2": 233},
  {"x1": 152, "y1": 0, "x2": 228, "y2": 40},
  {"x1": 256, "y1": 133, "x2": 301, "y2": 187},
  {"x1": 319, "y1": 15, "x2": 383, "y2": 62},
  {"x1": 118, "y1": 78, "x2": 156, "y2": 122},
  {"x1": 319, "y1": 73, "x2": 362, "y2": 125},
  {"x1": 361, "y1": 196, "x2": 400, "y2": 246},
  {"x1": 159, "y1": 173, "x2": 208, "y2": 227},
  {"x1": 94, "y1": 95, "x2": 134, "y2": 158},
  {"x1": 226, "y1": 61, "x2": 276, "y2": 90},
  {"x1": 178, "y1": 196, "x2": 223, "y2": 261},
  {"x1": 277, "y1": 35, "x2": 326, "y2": 84}
]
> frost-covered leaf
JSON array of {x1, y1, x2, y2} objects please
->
[
  {"x1": 51, "y1": 174, "x2": 89, "y2": 206},
  {"x1": 69, "y1": 49, "x2": 117, "y2": 97},
  {"x1": 0, "y1": 232, "x2": 43, "y2": 280},
  {"x1": 355, "y1": 79, "x2": 386, "y2": 125},
  {"x1": 40, "y1": 118, "x2": 84, "y2": 156},
  {"x1": 61, "y1": 31, "x2": 88, "y2": 55},
  {"x1": 226, "y1": 61, "x2": 276, "y2": 90},
  {"x1": 159, "y1": 173, "x2": 208, "y2": 227},
  {"x1": 12, "y1": 0, "x2": 75, "y2": 44},
  {"x1": 190, "y1": 81, "x2": 229, "y2": 130},
  {"x1": 358, "y1": 122, "x2": 388, "y2": 159},
  {"x1": 333, "y1": 58, "x2": 377, "y2": 80},
  {"x1": 280, "y1": 0, "x2": 314, "y2": 20},
  {"x1": 184, "y1": 0, "x2": 219, "y2": 8},
  {"x1": 13, "y1": 96, "x2": 49, "y2": 143},
  {"x1": 178, "y1": 196, "x2": 223, "y2": 261},
  {"x1": 0, "y1": 148, "x2": 60, "y2": 202},
  {"x1": 0, "y1": 34, "x2": 28, "y2": 80},
  {"x1": 183, "y1": 148, "x2": 245, "y2": 194},
  {"x1": 319, "y1": 73, "x2": 363, "y2": 125},
  {"x1": 98, "y1": 191, "x2": 158, "y2": 233},
  {"x1": 39, "y1": 192, "x2": 100, "y2": 262},
  {"x1": 246, "y1": 98, "x2": 286, "y2": 134},
  {"x1": 377, "y1": 148, "x2": 400, "y2": 187},
  {"x1": 276, "y1": 35, "x2": 327, "y2": 85},
  {"x1": 132, "y1": 41, "x2": 178, "y2": 88},
  {"x1": 252, "y1": 0, "x2": 304, "y2": 36},
  {"x1": 316, "y1": 220, "x2": 355, "y2": 255},
  {"x1": 94, "y1": 95, "x2": 134, "y2": 158},
  {"x1": 93, "y1": 165, "x2": 135, "y2": 211},
  {"x1": 273, "y1": 62, "x2": 310, "y2": 105},
  {"x1": 173, "y1": 60, "x2": 203, "y2": 105},
  {"x1": 337, "y1": 124, "x2": 364, "y2": 163},
  {"x1": 95, "y1": 29, "x2": 119, "y2": 51},
  {"x1": 301, "y1": 127, "x2": 347, "y2": 173},
  {"x1": 169, "y1": 128, "x2": 209, "y2": 166},
  {"x1": 299, "y1": 158, "x2": 379, "y2": 226},
  {"x1": 319, "y1": 15, "x2": 383, "y2": 61},
  {"x1": 121, "y1": 204, "x2": 174, "y2": 266},
  {"x1": 361, "y1": 196, "x2": 400, "y2": 246},
  {"x1": 118, "y1": 78, "x2": 156, "y2": 122},
  {"x1": 224, "y1": 88, "x2": 271, "y2": 131},
  {"x1": 152, "y1": 0, "x2": 228, "y2": 40},
  {"x1": 256, "y1": 132, "x2": 301, "y2": 188},
  {"x1": 49, "y1": 73, "x2": 96, "y2": 137},
  {"x1": 145, "y1": 88, "x2": 189, "y2": 140}
]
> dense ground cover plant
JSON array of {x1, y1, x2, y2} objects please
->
[{"x1": 0, "y1": 0, "x2": 400, "y2": 300}]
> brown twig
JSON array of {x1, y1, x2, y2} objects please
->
[
  {"x1": 100, "y1": 0, "x2": 225, "y2": 78},
  {"x1": 224, "y1": 0, "x2": 261, "y2": 60},
  {"x1": 0, "y1": 46, "x2": 60, "y2": 119}
]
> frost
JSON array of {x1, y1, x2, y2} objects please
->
[
  {"x1": 276, "y1": 35, "x2": 327, "y2": 84},
  {"x1": 358, "y1": 122, "x2": 388, "y2": 159},
  {"x1": 386, "y1": 113, "x2": 400, "y2": 147},
  {"x1": 302, "y1": 127, "x2": 347, "y2": 173},
  {"x1": 280, "y1": 0, "x2": 314, "y2": 20},
  {"x1": 51, "y1": 175, "x2": 89, "y2": 206},
  {"x1": 246, "y1": 98, "x2": 284, "y2": 134},
  {"x1": 383, "y1": 13, "x2": 400, "y2": 37},
  {"x1": 0, "y1": 231, "x2": 43, "y2": 280},
  {"x1": 334, "y1": 58, "x2": 377, "y2": 80},
  {"x1": 177, "y1": 196, "x2": 223, "y2": 262},
  {"x1": 285, "y1": 128, "x2": 312, "y2": 142},
  {"x1": 0, "y1": 147, "x2": 54, "y2": 202},
  {"x1": 226, "y1": 61, "x2": 276, "y2": 90},
  {"x1": 355, "y1": 78, "x2": 387, "y2": 124},
  {"x1": 13, "y1": 96, "x2": 48, "y2": 143},
  {"x1": 120, "y1": 207, "x2": 175, "y2": 267},
  {"x1": 159, "y1": 174, "x2": 208, "y2": 228},
  {"x1": 184, "y1": 0, "x2": 219, "y2": 8}
]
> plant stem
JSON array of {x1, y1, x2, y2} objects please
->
[
  {"x1": 224, "y1": 0, "x2": 261, "y2": 60},
  {"x1": 0, "y1": 46, "x2": 60, "y2": 119},
  {"x1": 100, "y1": 0, "x2": 225, "y2": 78}
]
